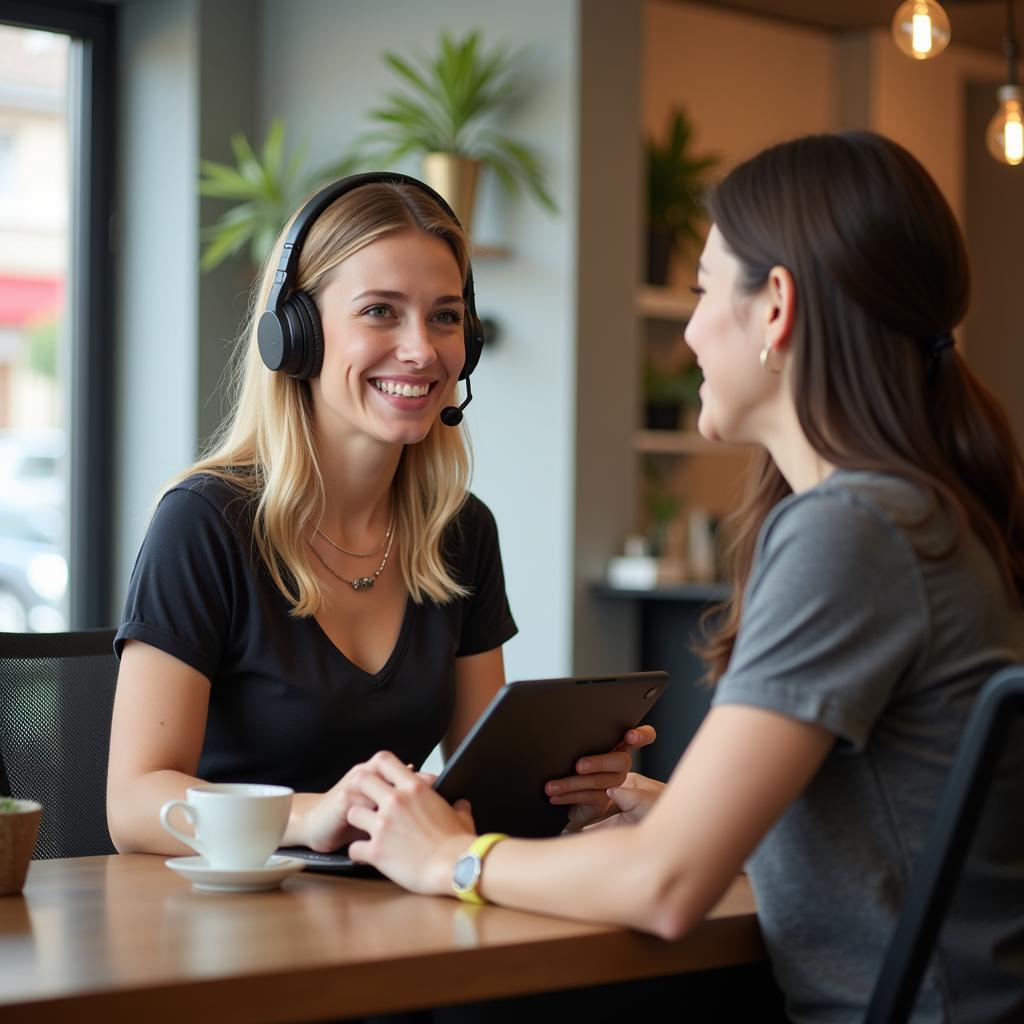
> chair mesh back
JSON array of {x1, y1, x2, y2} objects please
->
[{"x1": 0, "y1": 630, "x2": 119, "y2": 858}]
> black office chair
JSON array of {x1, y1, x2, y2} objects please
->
[
  {"x1": 0, "y1": 629, "x2": 119, "y2": 858},
  {"x1": 865, "y1": 663, "x2": 1024, "y2": 1024}
]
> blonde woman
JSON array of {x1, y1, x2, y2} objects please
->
[{"x1": 107, "y1": 174, "x2": 651, "y2": 857}]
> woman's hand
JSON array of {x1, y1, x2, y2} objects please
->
[
  {"x1": 545, "y1": 725, "x2": 656, "y2": 832},
  {"x1": 584, "y1": 771, "x2": 666, "y2": 831},
  {"x1": 296, "y1": 761, "x2": 436, "y2": 853},
  {"x1": 346, "y1": 751, "x2": 476, "y2": 894}
]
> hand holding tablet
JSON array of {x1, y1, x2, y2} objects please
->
[
  {"x1": 432, "y1": 671, "x2": 668, "y2": 837},
  {"x1": 279, "y1": 670, "x2": 669, "y2": 873}
]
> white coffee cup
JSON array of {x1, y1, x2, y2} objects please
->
[{"x1": 159, "y1": 783, "x2": 293, "y2": 869}]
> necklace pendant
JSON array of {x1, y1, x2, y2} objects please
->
[{"x1": 351, "y1": 576, "x2": 375, "y2": 591}]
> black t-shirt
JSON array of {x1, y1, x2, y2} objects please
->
[{"x1": 114, "y1": 475, "x2": 517, "y2": 793}]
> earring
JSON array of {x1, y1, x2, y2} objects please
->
[{"x1": 760, "y1": 342, "x2": 783, "y2": 374}]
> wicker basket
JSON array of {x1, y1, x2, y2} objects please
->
[{"x1": 0, "y1": 801, "x2": 42, "y2": 895}]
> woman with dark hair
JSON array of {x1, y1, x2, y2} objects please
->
[{"x1": 341, "y1": 133, "x2": 1024, "y2": 1023}]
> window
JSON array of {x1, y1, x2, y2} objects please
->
[
  {"x1": 0, "y1": 131, "x2": 13, "y2": 195},
  {"x1": 0, "y1": 0, "x2": 116, "y2": 630}
]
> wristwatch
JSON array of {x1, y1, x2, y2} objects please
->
[{"x1": 451, "y1": 832, "x2": 508, "y2": 904}]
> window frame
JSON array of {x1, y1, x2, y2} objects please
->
[{"x1": 0, "y1": 0, "x2": 117, "y2": 628}]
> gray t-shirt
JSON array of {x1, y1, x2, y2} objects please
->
[{"x1": 714, "y1": 470, "x2": 1024, "y2": 1024}]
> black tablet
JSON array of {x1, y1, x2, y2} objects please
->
[
  {"x1": 278, "y1": 669, "x2": 669, "y2": 872},
  {"x1": 433, "y1": 670, "x2": 668, "y2": 838}
]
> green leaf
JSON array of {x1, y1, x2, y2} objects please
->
[
  {"x1": 198, "y1": 118, "x2": 365, "y2": 272},
  {"x1": 476, "y1": 130, "x2": 557, "y2": 210},
  {"x1": 198, "y1": 161, "x2": 265, "y2": 200},
  {"x1": 261, "y1": 118, "x2": 286, "y2": 182},
  {"x1": 200, "y1": 213, "x2": 255, "y2": 271}
]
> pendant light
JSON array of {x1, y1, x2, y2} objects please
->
[
  {"x1": 987, "y1": 2, "x2": 1023, "y2": 165},
  {"x1": 891, "y1": 0, "x2": 952, "y2": 59}
]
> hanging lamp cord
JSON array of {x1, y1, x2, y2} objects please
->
[{"x1": 1006, "y1": 0, "x2": 1020, "y2": 87}]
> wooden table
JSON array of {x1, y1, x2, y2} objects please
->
[{"x1": 0, "y1": 854, "x2": 764, "y2": 1022}]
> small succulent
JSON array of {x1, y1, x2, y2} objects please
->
[{"x1": 0, "y1": 796, "x2": 22, "y2": 813}]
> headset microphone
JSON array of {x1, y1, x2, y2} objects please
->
[{"x1": 440, "y1": 377, "x2": 473, "y2": 427}]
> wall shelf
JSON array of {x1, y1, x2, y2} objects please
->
[
  {"x1": 636, "y1": 285, "x2": 696, "y2": 321},
  {"x1": 471, "y1": 243, "x2": 512, "y2": 260},
  {"x1": 633, "y1": 429, "x2": 748, "y2": 456}
]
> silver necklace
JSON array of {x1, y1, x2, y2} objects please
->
[
  {"x1": 315, "y1": 506, "x2": 394, "y2": 558},
  {"x1": 308, "y1": 522, "x2": 395, "y2": 591}
]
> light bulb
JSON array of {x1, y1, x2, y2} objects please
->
[
  {"x1": 891, "y1": 0, "x2": 951, "y2": 60},
  {"x1": 987, "y1": 85, "x2": 1024, "y2": 166}
]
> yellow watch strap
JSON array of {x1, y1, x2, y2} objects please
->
[
  {"x1": 454, "y1": 832, "x2": 508, "y2": 905},
  {"x1": 469, "y1": 831, "x2": 508, "y2": 860}
]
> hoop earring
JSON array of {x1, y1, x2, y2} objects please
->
[{"x1": 760, "y1": 342, "x2": 783, "y2": 374}]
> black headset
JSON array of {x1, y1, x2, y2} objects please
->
[{"x1": 257, "y1": 171, "x2": 483, "y2": 425}]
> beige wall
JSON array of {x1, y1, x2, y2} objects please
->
[
  {"x1": 644, "y1": 0, "x2": 837, "y2": 286},
  {"x1": 846, "y1": 28, "x2": 1005, "y2": 229},
  {"x1": 643, "y1": 3, "x2": 1006, "y2": 256}
]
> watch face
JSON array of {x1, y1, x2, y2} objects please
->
[{"x1": 452, "y1": 853, "x2": 479, "y2": 892}]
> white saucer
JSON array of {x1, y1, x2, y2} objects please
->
[{"x1": 165, "y1": 855, "x2": 306, "y2": 893}]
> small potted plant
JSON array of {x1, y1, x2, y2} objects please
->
[
  {"x1": 360, "y1": 30, "x2": 557, "y2": 235},
  {"x1": 646, "y1": 106, "x2": 719, "y2": 285},
  {"x1": 0, "y1": 796, "x2": 42, "y2": 895}
]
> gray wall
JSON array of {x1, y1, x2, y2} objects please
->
[
  {"x1": 116, "y1": 0, "x2": 259, "y2": 593},
  {"x1": 116, "y1": 0, "x2": 200, "y2": 586}
]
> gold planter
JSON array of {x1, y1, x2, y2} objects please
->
[
  {"x1": 422, "y1": 153, "x2": 480, "y2": 237},
  {"x1": 0, "y1": 800, "x2": 42, "y2": 896}
]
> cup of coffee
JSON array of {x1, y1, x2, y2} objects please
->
[{"x1": 159, "y1": 783, "x2": 292, "y2": 869}]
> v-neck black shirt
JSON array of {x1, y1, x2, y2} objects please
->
[{"x1": 115, "y1": 475, "x2": 517, "y2": 793}]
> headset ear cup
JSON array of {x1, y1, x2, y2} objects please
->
[
  {"x1": 460, "y1": 314, "x2": 484, "y2": 380},
  {"x1": 285, "y1": 291, "x2": 324, "y2": 380}
]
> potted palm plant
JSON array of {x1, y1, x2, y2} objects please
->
[
  {"x1": 0, "y1": 796, "x2": 42, "y2": 895},
  {"x1": 360, "y1": 30, "x2": 557, "y2": 235},
  {"x1": 198, "y1": 118, "x2": 363, "y2": 272},
  {"x1": 646, "y1": 107, "x2": 719, "y2": 285}
]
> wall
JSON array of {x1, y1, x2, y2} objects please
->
[
  {"x1": 573, "y1": 0, "x2": 643, "y2": 673},
  {"x1": 644, "y1": 1, "x2": 838, "y2": 290},
  {"x1": 116, "y1": 0, "x2": 200, "y2": 588},
  {"x1": 965, "y1": 80, "x2": 1024, "y2": 445},
  {"x1": 195, "y1": 0, "x2": 259, "y2": 447},
  {"x1": 116, "y1": 0, "x2": 260, "y2": 598}
]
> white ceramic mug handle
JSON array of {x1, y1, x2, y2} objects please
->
[{"x1": 159, "y1": 800, "x2": 204, "y2": 856}]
